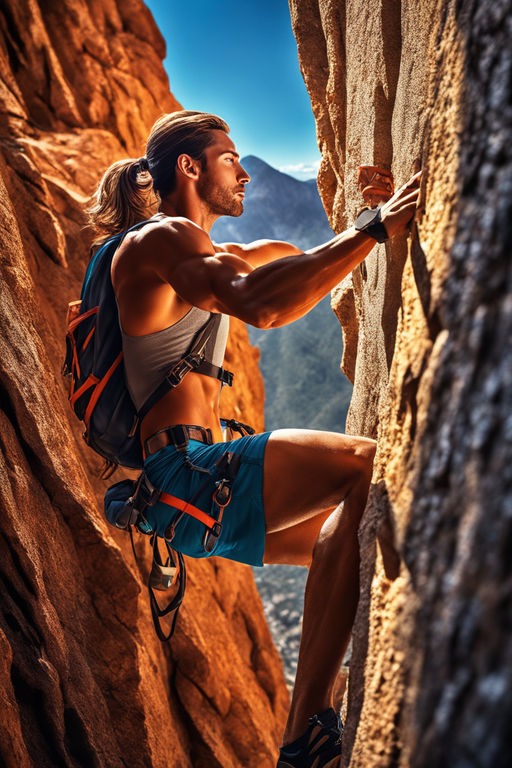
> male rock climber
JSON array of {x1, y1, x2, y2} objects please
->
[{"x1": 89, "y1": 110, "x2": 420, "y2": 768}]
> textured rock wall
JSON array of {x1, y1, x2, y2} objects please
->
[
  {"x1": 289, "y1": 0, "x2": 511, "y2": 766},
  {"x1": 0, "y1": 1, "x2": 288, "y2": 766}
]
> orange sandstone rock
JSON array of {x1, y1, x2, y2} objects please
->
[{"x1": 0, "y1": 1, "x2": 287, "y2": 765}]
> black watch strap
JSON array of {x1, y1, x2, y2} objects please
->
[{"x1": 354, "y1": 206, "x2": 389, "y2": 243}]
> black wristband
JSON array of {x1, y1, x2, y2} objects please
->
[{"x1": 354, "y1": 206, "x2": 389, "y2": 243}]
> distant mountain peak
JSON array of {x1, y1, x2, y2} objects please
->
[
  {"x1": 211, "y1": 153, "x2": 332, "y2": 252},
  {"x1": 241, "y1": 155, "x2": 284, "y2": 175},
  {"x1": 240, "y1": 154, "x2": 311, "y2": 189},
  {"x1": 241, "y1": 154, "x2": 266, "y2": 166},
  {"x1": 241, "y1": 155, "x2": 318, "y2": 184}
]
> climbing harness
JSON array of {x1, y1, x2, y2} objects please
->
[{"x1": 104, "y1": 418, "x2": 253, "y2": 640}]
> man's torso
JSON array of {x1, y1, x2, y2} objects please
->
[{"x1": 111, "y1": 216, "x2": 228, "y2": 443}]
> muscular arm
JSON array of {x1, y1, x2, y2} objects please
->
[
  {"x1": 213, "y1": 239, "x2": 303, "y2": 267},
  {"x1": 151, "y1": 173, "x2": 421, "y2": 329},
  {"x1": 151, "y1": 219, "x2": 373, "y2": 328}
]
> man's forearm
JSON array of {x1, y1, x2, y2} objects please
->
[{"x1": 234, "y1": 227, "x2": 375, "y2": 328}]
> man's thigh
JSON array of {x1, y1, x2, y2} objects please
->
[{"x1": 263, "y1": 428, "x2": 376, "y2": 534}]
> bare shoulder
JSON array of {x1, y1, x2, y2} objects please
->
[
  {"x1": 156, "y1": 216, "x2": 213, "y2": 249},
  {"x1": 128, "y1": 215, "x2": 214, "y2": 260},
  {"x1": 212, "y1": 240, "x2": 246, "y2": 257},
  {"x1": 112, "y1": 215, "x2": 214, "y2": 281}
]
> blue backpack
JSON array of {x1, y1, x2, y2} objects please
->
[{"x1": 62, "y1": 218, "x2": 153, "y2": 472}]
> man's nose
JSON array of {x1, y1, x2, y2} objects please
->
[{"x1": 238, "y1": 165, "x2": 250, "y2": 184}]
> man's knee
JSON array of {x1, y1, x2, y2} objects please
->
[
  {"x1": 351, "y1": 437, "x2": 377, "y2": 478},
  {"x1": 356, "y1": 436, "x2": 377, "y2": 459},
  {"x1": 327, "y1": 436, "x2": 376, "y2": 499}
]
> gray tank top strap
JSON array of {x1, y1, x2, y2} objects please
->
[{"x1": 121, "y1": 305, "x2": 231, "y2": 412}]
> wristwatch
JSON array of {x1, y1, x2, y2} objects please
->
[{"x1": 354, "y1": 206, "x2": 389, "y2": 243}]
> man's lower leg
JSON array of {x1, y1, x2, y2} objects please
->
[{"x1": 282, "y1": 466, "x2": 372, "y2": 744}]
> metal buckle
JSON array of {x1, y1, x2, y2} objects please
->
[
  {"x1": 132, "y1": 473, "x2": 160, "y2": 512},
  {"x1": 213, "y1": 480, "x2": 231, "y2": 508},
  {"x1": 166, "y1": 354, "x2": 202, "y2": 387},
  {"x1": 223, "y1": 370, "x2": 234, "y2": 386},
  {"x1": 203, "y1": 522, "x2": 222, "y2": 553},
  {"x1": 169, "y1": 425, "x2": 188, "y2": 452},
  {"x1": 115, "y1": 498, "x2": 140, "y2": 529}
]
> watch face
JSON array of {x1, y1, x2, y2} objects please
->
[{"x1": 355, "y1": 208, "x2": 379, "y2": 229}]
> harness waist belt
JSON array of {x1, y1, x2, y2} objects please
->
[{"x1": 144, "y1": 424, "x2": 213, "y2": 458}]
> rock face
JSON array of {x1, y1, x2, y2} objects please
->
[
  {"x1": 0, "y1": 1, "x2": 288, "y2": 766},
  {"x1": 289, "y1": 0, "x2": 512, "y2": 766}
]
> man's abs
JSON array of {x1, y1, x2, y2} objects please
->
[{"x1": 140, "y1": 372, "x2": 224, "y2": 446}]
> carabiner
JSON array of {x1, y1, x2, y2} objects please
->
[{"x1": 213, "y1": 479, "x2": 231, "y2": 508}]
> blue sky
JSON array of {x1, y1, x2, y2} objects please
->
[{"x1": 144, "y1": 0, "x2": 321, "y2": 179}]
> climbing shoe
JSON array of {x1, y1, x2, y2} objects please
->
[{"x1": 276, "y1": 707, "x2": 342, "y2": 768}]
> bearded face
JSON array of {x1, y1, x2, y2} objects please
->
[{"x1": 196, "y1": 160, "x2": 245, "y2": 218}]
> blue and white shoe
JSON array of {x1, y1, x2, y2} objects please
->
[{"x1": 276, "y1": 707, "x2": 342, "y2": 768}]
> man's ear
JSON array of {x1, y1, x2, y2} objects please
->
[{"x1": 176, "y1": 153, "x2": 199, "y2": 179}]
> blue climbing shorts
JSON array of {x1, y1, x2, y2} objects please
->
[{"x1": 142, "y1": 431, "x2": 272, "y2": 567}]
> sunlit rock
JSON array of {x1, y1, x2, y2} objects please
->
[{"x1": 290, "y1": 0, "x2": 512, "y2": 765}]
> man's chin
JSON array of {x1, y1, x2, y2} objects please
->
[
  {"x1": 217, "y1": 202, "x2": 244, "y2": 218},
  {"x1": 230, "y1": 202, "x2": 244, "y2": 217}
]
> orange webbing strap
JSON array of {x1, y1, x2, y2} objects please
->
[
  {"x1": 82, "y1": 326, "x2": 95, "y2": 352},
  {"x1": 67, "y1": 305, "x2": 98, "y2": 334},
  {"x1": 159, "y1": 491, "x2": 217, "y2": 530},
  {"x1": 66, "y1": 305, "x2": 99, "y2": 389},
  {"x1": 71, "y1": 339, "x2": 81, "y2": 381},
  {"x1": 69, "y1": 373, "x2": 99, "y2": 407},
  {"x1": 84, "y1": 351, "x2": 122, "y2": 429}
]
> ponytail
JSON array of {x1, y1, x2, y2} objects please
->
[{"x1": 86, "y1": 158, "x2": 157, "y2": 248}]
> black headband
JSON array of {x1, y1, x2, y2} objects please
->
[{"x1": 137, "y1": 156, "x2": 150, "y2": 171}]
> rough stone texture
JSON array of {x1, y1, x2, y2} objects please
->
[
  {"x1": 290, "y1": 0, "x2": 512, "y2": 766},
  {"x1": 0, "y1": 1, "x2": 288, "y2": 766}
]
